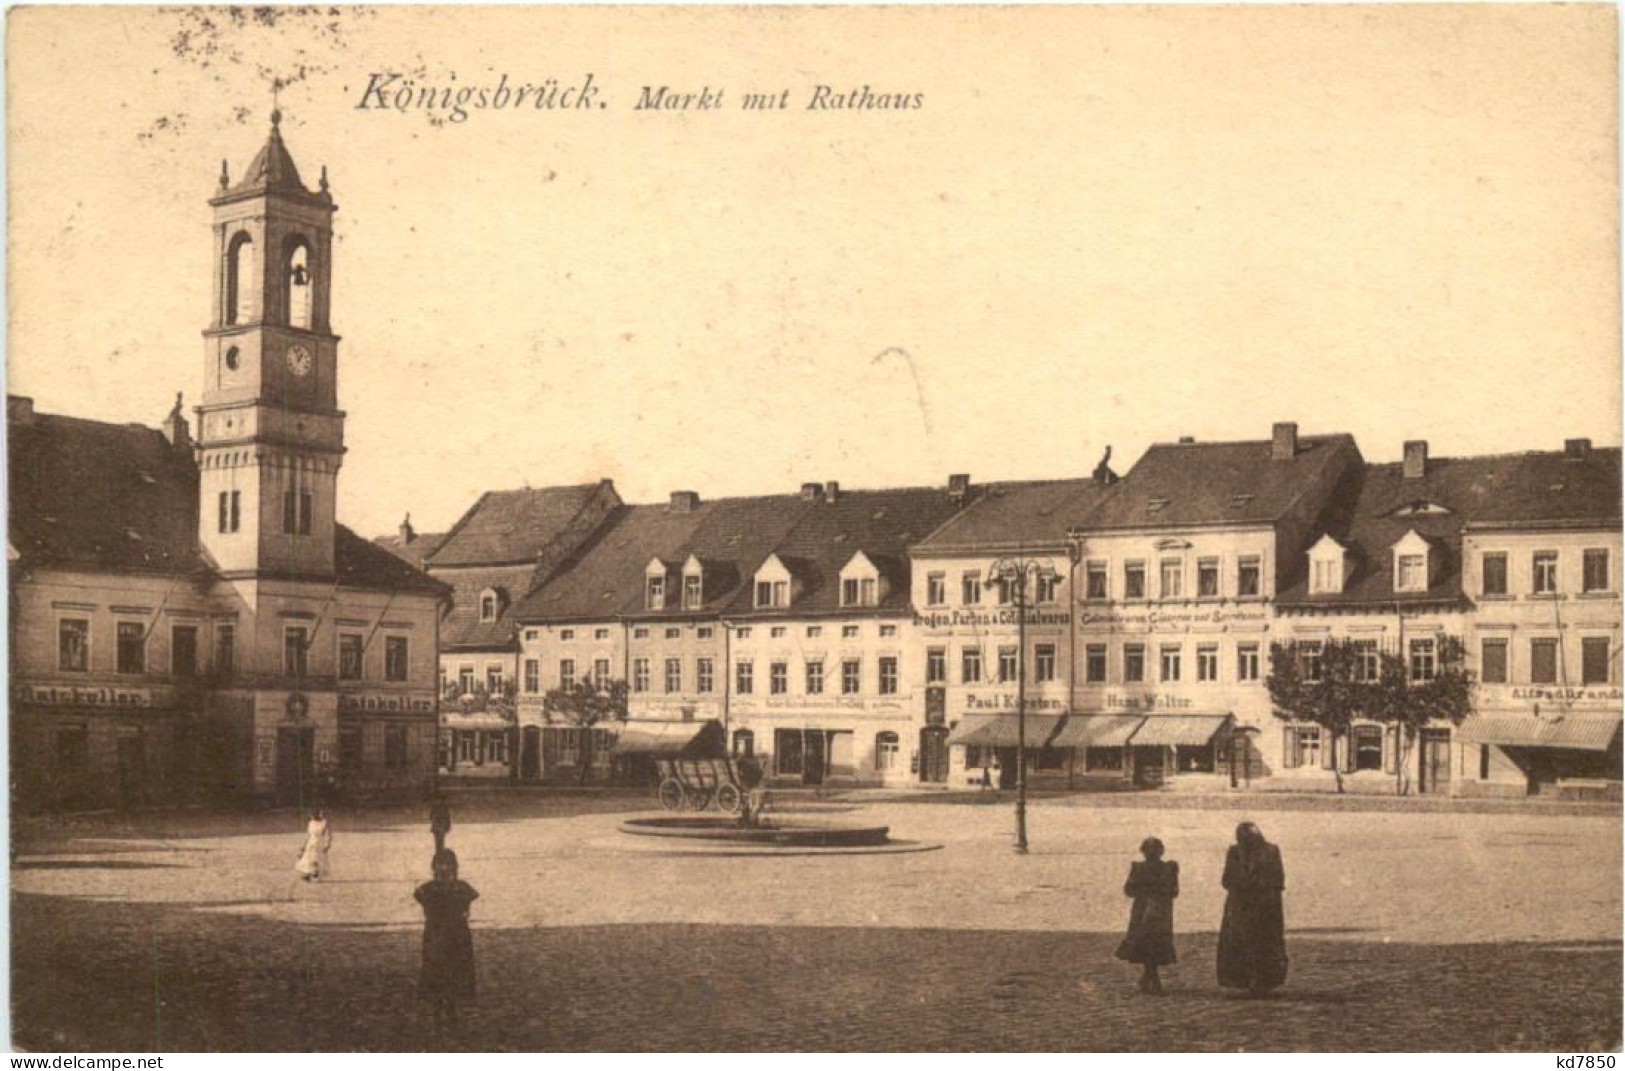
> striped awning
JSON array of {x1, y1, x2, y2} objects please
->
[
  {"x1": 611, "y1": 719, "x2": 726, "y2": 758},
  {"x1": 945, "y1": 714, "x2": 1065, "y2": 749},
  {"x1": 1458, "y1": 714, "x2": 1621, "y2": 753},
  {"x1": 1129, "y1": 714, "x2": 1233, "y2": 748},
  {"x1": 1051, "y1": 715, "x2": 1145, "y2": 749}
]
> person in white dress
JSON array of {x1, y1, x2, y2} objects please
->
[{"x1": 293, "y1": 810, "x2": 332, "y2": 882}]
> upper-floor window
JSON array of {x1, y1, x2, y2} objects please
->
[
  {"x1": 1160, "y1": 645, "x2": 1182, "y2": 682},
  {"x1": 770, "y1": 626, "x2": 787, "y2": 639},
  {"x1": 961, "y1": 571, "x2": 982, "y2": 605},
  {"x1": 646, "y1": 576, "x2": 666, "y2": 610},
  {"x1": 380, "y1": 633, "x2": 406, "y2": 682},
  {"x1": 1582, "y1": 637, "x2": 1612, "y2": 685},
  {"x1": 697, "y1": 626, "x2": 714, "y2": 640},
  {"x1": 961, "y1": 646, "x2": 983, "y2": 684},
  {"x1": 1124, "y1": 644, "x2": 1145, "y2": 683},
  {"x1": 1085, "y1": 561, "x2": 1108, "y2": 600},
  {"x1": 1353, "y1": 639, "x2": 1379, "y2": 682},
  {"x1": 1480, "y1": 639, "x2": 1508, "y2": 685},
  {"x1": 842, "y1": 625, "x2": 860, "y2": 639},
  {"x1": 524, "y1": 659, "x2": 540, "y2": 694},
  {"x1": 561, "y1": 629, "x2": 575, "y2": 641},
  {"x1": 633, "y1": 627, "x2": 649, "y2": 640},
  {"x1": 1124, "y1": 560, "x2": 1146, "y2": 600},
  {"x1": 283, "y1": 489, "x2": 313, "y2": 536},
  {"x1": 1084, "y1": 644, "x2": 1106, "y2": 684},
  {"x1": 1482, "y1": 552, "x2": 1509, "y2": 596},
  {"x1": 806, "y1": 660, "x2": 825, "y2": 694},
  {"x1": 696, "y1": 658, "x2": 715, "y2": 693},
  {"x1": 735, "y1": 660, "x2": 754, "y2": 695},
  {"x1": 1035, "y1": 644, "x2": 1057, "y2": 683},
  {"x1": 1530, "y1": 638, "x2": 1558, "y2": 685},
  {"x1": 755, "y1": 580, "x2": 788, "y2": 608},
  {"x1": 339, "y1": 633, "x2": 364, "y2": 681},
  {"x1": 1583, "y1": 549, "x2": 1610, "y2": 594},
  {"x1": 683, "y1": 574, "x2": 703, "y2": 609},
  {"x1": 1197, "y1": 558, "x2": 1220, "y2": 598},
  {"x1": 217, "y1": 490, "x2": 241, "y2": 534},
  {"x1": 879, "y1": 624, "x2": 897, "y2": 638},
  {"x1": 458, "y1": 665, "x2": 475, "y2": 693},
  {"x1": 486, "y1": 664, "x2": 503, "y2": 693},
  {"x1": 1409, "y1": 638, "x2": 1436, "y2": 682},
  {"x1": 593, "y1": 659, "x2": 611, "y2": 687},
  {"x1": 560, "y1": 659, "x2": 576, "y2": 690},
  {"x1": 926, "y1": 647, "x2": 946, "y2": 684},
  {"x1": 1035, "y1": 574, "x2": 1060, "y2": 604},
  {"x1": 926, "y1": 572, "x2": 946, "y2": 606},
  {"x1": 594, "y1": 628, "x2": 610, "y2": 641},
  {"x1": 1237, "y1": 556, "x2": 1262, "y2": 598},
  {"x1": 1300, "y1": 641, "x2": 1323, "y2": 682},
  {"x1": 1196, "y1": 644, "x2": 1219, "y2": 682},
  {"x1": 997, "y1": 646, "x2": 1019, "y2": 683},
  {"x1": 283, "y1": 626, "x2": 308, "y2": 679},
  {"x1": 1159, "y1": 559, "x2": 1184, "y2": 600},
  {"x1": 1533, "y1": 551, "x2": 1559, "y2": 595},
  {"x1": 665, "y1": 658, "x2": 682, "y2": 693},
  {"x1": 58, "y1": 619, "x2": 89, "y2": 673},
  {"x1": 1236, "y1": 643, "x2": 1260, "y2": 682},
  {"x1": 171, "y1": 625, "x2": 199, "y2": 678},
  {"x1": 632, "y1": 658, "x2": 650, "y2": 692},
  {"x1": 841, "y1": 659, "x2": 861, "y2": 695},
  {"x1": 878, "y1": 656, "x2": 899, "y2": 695},
  {"x1": 665, "y1": 627, "x2": 681, "y2": 640}
]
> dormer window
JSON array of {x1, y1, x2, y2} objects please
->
[
  {"x1": 1307, "y1": 535, "x2": 1347, "y2": 596},
  {"x1": 838, "y1": 551, "x2": 884, "y2": 607},
  {"x1": 646, "y1": 575, "x2": 665, "y2": 610},
  {"x1": 479, "y1": 589, "x2": 500, "y2": 623},
  {"x1": 753, "y1": 554, "x2": 795, "y2": 609},
  {"x1": 683, "y1": 575, "x2": 702, "y2": 609},
  {"x1": 1392, "y1": 529, "x2": 1430, "y2": 594}
]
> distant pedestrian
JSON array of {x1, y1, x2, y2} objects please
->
[
  {"x1": 293, "y1": 810, "x2": 331, "y2": 883},
  {"x1": 429, "y1": 792, "x2": 452, "y2": 854},
  {"x1": 1216, "y1": 821, "x2": 1288, "y2": 997},
  {"x1": 1115, "y1": 836, "x2": 1179, "y2": 995},
  {"x1": 415, "y1": 849, "x2": 479, "y2": 1031}
]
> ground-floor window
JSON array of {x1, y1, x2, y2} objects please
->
[
  {"x1": 962, "y1": 745, "x2": 985, "y2": 768},
  {"x1": 775, "y1": 729, "x2": 804, "y2": 776},
  {"x1": 875, "y1": 731, "x2": 899, "y2": 771},
  {"x1": 1173, "y1": 745, "x2": 1214, "y2": 773},
  {"x1": 458, "y1": 732, "x2": 478, "y2": 764},
  {"x1": 1284, "y1": 725, "x2": 1322, "y2": 769},
  {"x1": 1085, "y1": 746, "x2": 1123, "y2": 771},
  {"x1": 483, "y1": 730, "x2": 507, "y2": 766},
  {"x1": 732, "y1": 729, "x2": 755, "y2": 757},
  {"x1": 339, "y1": 726, "x2": 363, "y2": 771},
  {"x1": 385, "y1": 725, "x2": 409, "y2": 769},
  {"x1": 438, "y1": 732, "x2": 452, "y2": 769},
  {"x1": 1035, "y1": 746, "x2": 1066, "y2": 772},
  {"x1": 1352, "y1": 725, "x2": 1383, "y2": 772}
]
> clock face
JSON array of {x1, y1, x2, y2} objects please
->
[{"x1": 286, "y1": 345, "x2": 313, "y2": 378}]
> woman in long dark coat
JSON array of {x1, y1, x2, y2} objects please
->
[
  {"x1": 1115, "y1": 836, "x2": 1179, "y2": 994},
  {"x1": 415, "y1": 849, "x2": 479, "y2": 1029},
  {"x1": 1216, "y1": 821, "x2": 1288, "y2": 997}
]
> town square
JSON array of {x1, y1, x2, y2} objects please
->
[{"x1": 11, "y1": 792, "x2": 1621, "y2": 1051}]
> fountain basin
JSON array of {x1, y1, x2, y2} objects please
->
[{"x1": 619, "y1": 815, "x2": 891, "y2": 848}]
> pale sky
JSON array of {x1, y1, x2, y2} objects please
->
[{"x1": 7, "y1": 5, "x2": 1619, "y2": 539}]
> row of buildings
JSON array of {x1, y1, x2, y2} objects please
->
[
  {"x1": 388, "y1": 422, "x2": 1621, "y2": 800},
  {"x1": 9, "y1": 114, "x2": 1620, "y2": 812}
]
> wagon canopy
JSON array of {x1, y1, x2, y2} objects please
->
[{"x1": 611, "y1": 718, "x2": 727, "y2": 759}]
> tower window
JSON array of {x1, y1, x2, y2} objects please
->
[
  {"x1": 217, "y1": 490, "x2": 241, "y2": 534},
  {"x1": 284, "y1": 238, "x2": 313, "y2": 330},
  {"x1": 226, "y1": 231, "x2": 255, "y2": 325},
  {"x1": 224, "y1": 346, "x2": 240, "y2": 372}
]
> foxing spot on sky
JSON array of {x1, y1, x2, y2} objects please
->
[{"x1": 6, "y1": 5, "x2": 1618, "y2": 539}]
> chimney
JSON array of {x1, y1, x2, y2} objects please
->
[
  {"x1": 800, "y1": 482, "x2": 824, "y2": 503},
  {"x1": 1178, "y1": 436, "x2": 1195, "y2": 444},
  {"x1": 1402, "y1": 440, "x2": 1428, "y2": 479},
  {"x1": 399, "y1": 513, "x2": 416, "y2": 545},
  {"x1": 670, "y1": 490, "x2": 700, "y2": 513},
  {"x1": 7, "y1": 395, "x2": 34, "y2": 426},
  {"x1": 824, "y1": 481, "x2": 840, "y2": 504},
  {"x1": 1271, "y1": 422, "x2": 1298, "y2": 461},
  {"x1": 163, "y1": 392, "x2": 191, "y2": 452},
  {"x1": 1565, "y1": 438, "x2": 1592, "y2": 461},
  {"x1": 948, "y1": 473, "x2": 971, "y2": 501}
]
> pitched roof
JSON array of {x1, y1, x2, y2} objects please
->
[
  {"x1": 9, "y1": 407, "x2": 205, "y2": 574},
  {"x1": 8, "y1": 399, "x2": 444, "y2": 597},
  {"x1": 914, "y1": 478, "x2": 1116, "y2": 552},
  {"x1": 1078, "y1": 434, "x2": 1362, "y2": 531},
  {"x1": 514, "y1": 494, "x2": 810, "y2": 623},
  {"x1": 1277, "y1": 447, "x2": 1622, "y2": 608},
  {"x1": 439, "y1": 563, "x2": 545, "y2": 649},
  {"x1": 214, "y1": 111, "x2": 329, "y2": 205},
  {"x1": 427, "y1": 483, "x2": 612, "y2": 567},
  {"x1": 372, "y1": 530, "x2": 446, "y2": 571},
  {"x1": 728, "y1": 486, "x2": 971, "y2": 617}
]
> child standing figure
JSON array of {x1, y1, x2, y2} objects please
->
[
  {"x1": 293, "y1": 810, "x2": 331, "y2": 883},
  {"x1": 1115, "y1": 836, "x2": 1179, "y2": 995},
  {"x1": 414, "y1": 849, "x2": 479, "y2": 1031}
]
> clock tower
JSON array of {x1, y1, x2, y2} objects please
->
[{"x1": 197, "y1": 110, "x2": 344, "y2": 579}]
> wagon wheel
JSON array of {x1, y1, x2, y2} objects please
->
[
  {"x1": 688, "y1": 787, "x2": 715, "y2": 812},
  {"x1": 658, "y1": 779, "x2": 685, "y2": 812},
  {"x1": 715, "y1": 783, "x2": 743, "y2": 814}
]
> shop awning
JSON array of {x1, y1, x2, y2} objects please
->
[
  {"x1": 1129, "y1": 714, "x2": 1233, "y2": 748},
  {"x1": 945, "y1": 714, "x2": 1066, "y2": 749},
  {"x1": 611, "y1": 718, "x2": 726, "y2": 758},
  {"x1": 1051, "y1": 714, "x2": 1145, "y2": 749},
  {"x1": 1458, "y1": 714, "x2": 1621, "y2": 753}
]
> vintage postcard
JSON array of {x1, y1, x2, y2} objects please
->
[{"x1": 5, "y1": 3, "x2": 1620, "y2": 1055}]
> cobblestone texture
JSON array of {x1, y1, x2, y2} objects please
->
[{"x1": 12, "y1": 796, "x2": 1622, "y2": 1052}]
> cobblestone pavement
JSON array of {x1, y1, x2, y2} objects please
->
[{"x1": 12, "y1": 799, "x2": 1622, "y2": 1051}]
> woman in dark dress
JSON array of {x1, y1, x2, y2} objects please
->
[
  {"x1": 1216, "y1": 821, "x2": 1288, "y2": 997},
  {"x1": 1115, "y1": 836, "x2": 1179, "y2": 994},
  {"x1": 414, "y1": 849, "x2": 479, "y2": 1030}
]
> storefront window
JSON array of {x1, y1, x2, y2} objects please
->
[
  {"x1": 1175, "y1": 745, "x2": 1214, "y2": 773},
  {"x1": 1353, "y1": 726, "x2": 1383, "y2": 771},
  {"x1": 875, "y1": 731, "x2": 899, "y2": 771},
  {"x1": 1086, "y1": 747, "x2": 1123, "y2": 771},
  {"x1": 775, "y1": 729, "x2": 804, "y2": 775}
]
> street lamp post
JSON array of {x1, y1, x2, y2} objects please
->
[{"x1": 986, "y1": 553, "x2": 1061, "y2": 855}]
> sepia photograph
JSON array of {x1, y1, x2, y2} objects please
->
[{"x1": 4, "y1": 3, "x2": 1621, "y2": 1054}]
